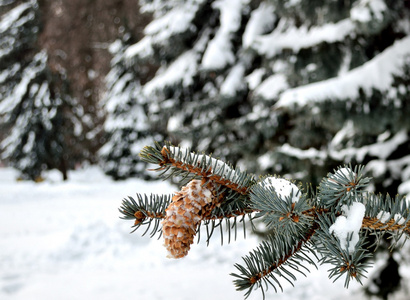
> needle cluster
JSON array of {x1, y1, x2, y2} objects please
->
[{"x1": 119, "y1": 142, "x2": 410, "y2": 299}]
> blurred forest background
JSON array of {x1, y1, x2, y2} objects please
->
[{"x1": 1, "y1": 0, "x2": 410, "y2": 298}]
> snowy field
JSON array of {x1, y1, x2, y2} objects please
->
[{"x1": 1, "y1": 166, "x2": 409, "y2": 300}]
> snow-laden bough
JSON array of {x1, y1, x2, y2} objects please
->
[{"x1": 259, "y1": 176, "x2": 301, "y2": 203}]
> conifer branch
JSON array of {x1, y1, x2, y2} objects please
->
[
  {"x1": 120, "y1": 143, "x2": 410, "y2": 299},
  {"x1": 119, "y1": 193, "x2": 172, "y2": 237},
  {"x1": 232, "y1": 223, "x2": 318, "y2": 298},
  {"x1": 362, "y1": 217, "x2": 410, "y2": 233},
  {"x1": 140, "y1": 142, "x2": 254, "y2": 195}
]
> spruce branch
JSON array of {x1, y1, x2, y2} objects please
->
[
  {"x1": 317, "y1": 165, "x2": 370, "y2": 211},
  {"x1": 139, "y1": 142, "x2": 254, "y2": 194},
  {"x1": 314, "y1": 213, "x2": 373, "y2": 287},
  {"x1": 120, "y1": 143, "x2": 410, "y2": 299},
  {"x1": 119, "y1": 193, "x2": 171, "y2": 237},
  {"x1": 250, "y1": 177, "x2": 313, "y2": 237},
  {"x1": 232, "y1": 225, "x2": 318, "y2": 298},
  {"x1": 362, "y1": 218, "x2": 410, "y2": 233}
]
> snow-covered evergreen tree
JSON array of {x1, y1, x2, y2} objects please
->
[
  {"x1": 99, "y1": 37, "x2": 158, "y2": 180},
  {"x1": 109, "y1": 0, "x2": 410, "y2": 298},
  {"x1": 0, "y1": 0, "x2": 82, "y2": 180},
  {"x1": 125, "y1": 0, "x2": 253, "y2": 162},
  {"x1": 121, "y1": 0, "x2": 410, "y2": 187},
  {"x1": 0, "y1": 1, "x2": 38, "y2": 99}
]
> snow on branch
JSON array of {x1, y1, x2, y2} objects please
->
[
  {"x1": 0, "y1": 1, "x2": 36, "y2": 60},
  {"x1": 143, "y1": 50, "x2": 198, "y2": 96},
  {"x1": 139, "y1": 143, "x2": 254, "y2": 195},
  {"x1": 0, "y1": 1, "x2": 33, "y2": 34},
  {"x1": 124, "y1": 36, "x2": 154, "y2": 61},
  {"x1": 220, "y1": 63, "x2": 246, "y2": 96},
  {"x1": 275, "y1": 36, "x2": 410, "y2": 108},
  {"x1": 253, "y1": 74, "x2": 289, "y2": 101},
  {"x1": 201, "y1": 0, "x2": 247, "y2": 70},
  {"x1": 124, "y1": 1, "x2": 205, "y2": 61},
  {"x1": 253, "y1": 18, "x2": 355, "y2": 58},
  {"x1": 242, "y1": 1, "x2": 276, "y2": 49},
  {"x1": 274, "y1": 129, "x2": 408, "y2": 165},
  {"x1": 121, "y1": 143, "x2": 410, "y2": 299},
  {"x1": 0, "y1": 51, "x2": 47, "y2": 118},
  {"x1": 330, "y1": 129, "x2": 408, "y2": 162},
  {"x1": 275, "y1": 143, "x2": 327, "y2": 164},
  {"x1": 329, "y1": 202, "x2": 366, "y2": 253},
  {"x1": 350, "y1": 0, "x2": 387, "y2": 24}
]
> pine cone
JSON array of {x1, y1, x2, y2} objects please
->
[{"x1": 162, "y1": 179, "x2": 216, "y2": 258}]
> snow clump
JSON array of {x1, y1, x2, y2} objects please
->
[
  {"x1": 332, "y1": 167, "x2": 356, "y2": 180},
  {"x1": 329, "y1": 202, "x2": 366, "y2": 253},
  {"x1": 376, "y1": 210, "x2": 391, "y2": 223},
  {"x1": 394, "y1": 213, "x2": 406, "y2": 225},
  {"x1": 260, "y1": 177, "x2": 301, "y2": 203}
]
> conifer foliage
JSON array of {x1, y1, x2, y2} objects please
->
[
  {"x1": 120, "y1": 142, "x2": 410, "y2": 299},
  {"x1": 99, "y1": 38, "x2": 154, "y2": 180},
  {"x1": 0, "y1": 0, "x2": 82, "y2": 180},
  {"x1": 112, "y1": 0, "x2": 410, "y2": 183},
  {"x1": 109, "y1": 3, "x2": 410, "y2": 295}
]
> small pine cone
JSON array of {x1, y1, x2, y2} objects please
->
[{"x1": 162, "y1": 179, "x2": 215, "y2": 258}]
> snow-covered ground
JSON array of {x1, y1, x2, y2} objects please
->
[{"x1": 0, "y1": 166, "x2": 408, "y2": 300}]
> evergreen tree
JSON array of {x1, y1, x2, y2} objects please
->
[
  {"x1": 125, "y1": 0, "x2": 254, "y2": 162},
  {"x1": 0, "y1": 1, "x2": 38, "y2": 98},
  {"x1": 109, "y1": 0, "x2": 410, "y2": 298},
  {"x1": 0, "y1": 0, "x2": 82, "y2": 180},
  {"x1": 37, "y1": 0, "x2": 151, "y2": 164},
  {"x1": 119, "y1": 0, "x2": 410, "y2": 185},
  {"x1": 99, "y1": 37, "x2": 158, "y2": 180}
]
